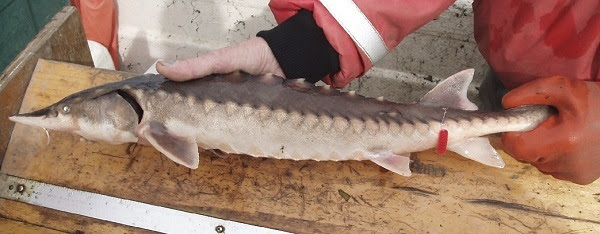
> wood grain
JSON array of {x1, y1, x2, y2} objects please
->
[
  {"x1": 0, "y1": 217, "x2": 64, "y2": 234},
  {"x1": 3, "y1": 59, "x2": 600, "y2": 233},
  {"x1": 0, "y1": 6, "x2": 93, "y2": 164}
]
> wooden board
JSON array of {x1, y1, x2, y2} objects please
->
[
  {"x1": 0, "y1": 217, "x2": 63, "y2": 234},
  {"x1": 0, "y1": 6, "x2": 93, "y2": 165},
  {"x1": 2, "y1": 59, "x2": 600, "y2": 233}
]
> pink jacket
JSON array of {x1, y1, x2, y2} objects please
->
[{"x1": 267, "y1": 0, "x2": 600, "y2": 89}]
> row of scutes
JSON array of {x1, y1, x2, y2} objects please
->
[{"x1": 188, "y1": 97, "x2": 444, "y2": 136}]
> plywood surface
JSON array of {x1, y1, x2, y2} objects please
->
[
  {"x1": 0, "y1": 217, "x2": 63, "y2": 234},
  {"x1": 0, "y1": 6, "x2": 93, "y2": 164},
  {"x1": 2, "y1": 59, "x2": 599, "y2": 233}
]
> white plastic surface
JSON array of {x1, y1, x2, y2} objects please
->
[{"x1": 88, "y1": 40, "x2": 115, "y2": 70}]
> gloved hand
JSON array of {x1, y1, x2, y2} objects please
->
[
  {"x1": 502, "y1": 76, "x2": 600, "y2": 185},
  {"x1": 156, "y1": 37, "x2": 284, "y2": 81}
]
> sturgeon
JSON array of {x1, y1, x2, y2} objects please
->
[{"x1": 9, "y1": 69, "x2": 552, "y2": 176}]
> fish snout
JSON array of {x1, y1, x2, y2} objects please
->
[{"x1": 9, "y1": 106, "x2": 73, "y2": 131}]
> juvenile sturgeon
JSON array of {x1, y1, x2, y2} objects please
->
[{"x1": 9, "y1": 69, "x2": 552, "y2": 176}]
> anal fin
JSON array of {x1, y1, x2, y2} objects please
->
[
  {"x1": 448, "y1": 137, "x2": 505, "y2": 168},
  {"x1": 370, "y1": 152, "x2": 412, "y2": 176},
  {"x1": 139, "y1": 121, "x2": 200, "y2": 169}
]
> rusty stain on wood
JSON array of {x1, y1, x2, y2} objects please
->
[
  {"x1": 467, "y1": 199, "x2": 600, "y2": 225},
  {"x1": 2, "y1": 60, "x2": 600, "y2": 233},
  {"x1": 391, "y1": 185, "x2": 438, "y2": 197},
  {"x1": 410, "y1": 154, "x2": 446, "y2": 177},
  {"x1": 338, "y1": 189, "x2": 359, "y2": 203}
]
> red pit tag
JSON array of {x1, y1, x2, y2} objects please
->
[{"x1": 436, "y1": 129, "x2": 448, "y2": 155}]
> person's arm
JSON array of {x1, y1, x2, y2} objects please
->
[
  {"x1": 262, "y1": 0, "x2": 456, "y2": 87},
  {"x1": 473, "y1": 0, "x2": 600, "y2": 184},
  {"x1": 157, "y1": 37, "x2": 284, "y2": 81},
  {"x1": 158, "y1": 0, "x2": 456, "y2": 86}
]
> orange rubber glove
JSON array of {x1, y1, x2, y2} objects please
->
[{"x1": 501, "y1": 76, "x2": 600, "y2": 185}]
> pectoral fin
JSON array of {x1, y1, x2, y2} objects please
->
[
  {"x1": 448, "y1": 137, "x2": 505, "y2": 168},
  {"x1": 139, "y1": 121, "x2": 199, "y2": 169},
  {"x1": 370, "y1": 152, "x2": 412, "y2": 176}
]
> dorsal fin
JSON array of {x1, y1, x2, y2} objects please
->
[{"x1": 419, "y1": 69, "x2": 478, "y2": 111}]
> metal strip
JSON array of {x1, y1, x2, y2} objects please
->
[
  {"x1": 320, "y1": 0, "x2": 388, "y2": 63},
  {"x1": 0, "y1": 173, "x2": 289, "y2": 234}
]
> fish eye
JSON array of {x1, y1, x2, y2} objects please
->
[{"x1": 61, "y1": 105, "x2": 71, "y2": 114}]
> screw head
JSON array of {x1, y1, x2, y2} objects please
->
[
  {"x1": 215, "y1": 225, "x2": 225, "y2": 233},
  {"x1": 16, "y1": 184, "x2": 25, "y2": 193}
]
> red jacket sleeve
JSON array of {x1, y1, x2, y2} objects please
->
[
  {"x1": 71, "y1": 0, "x2": 119, "y2": 69},
  {"x1": 267, "y1": 0, "x2": 456, "y2": 88},
  {"x1": 473, "y1": 0, "x2": 600, "y2": 89}
]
